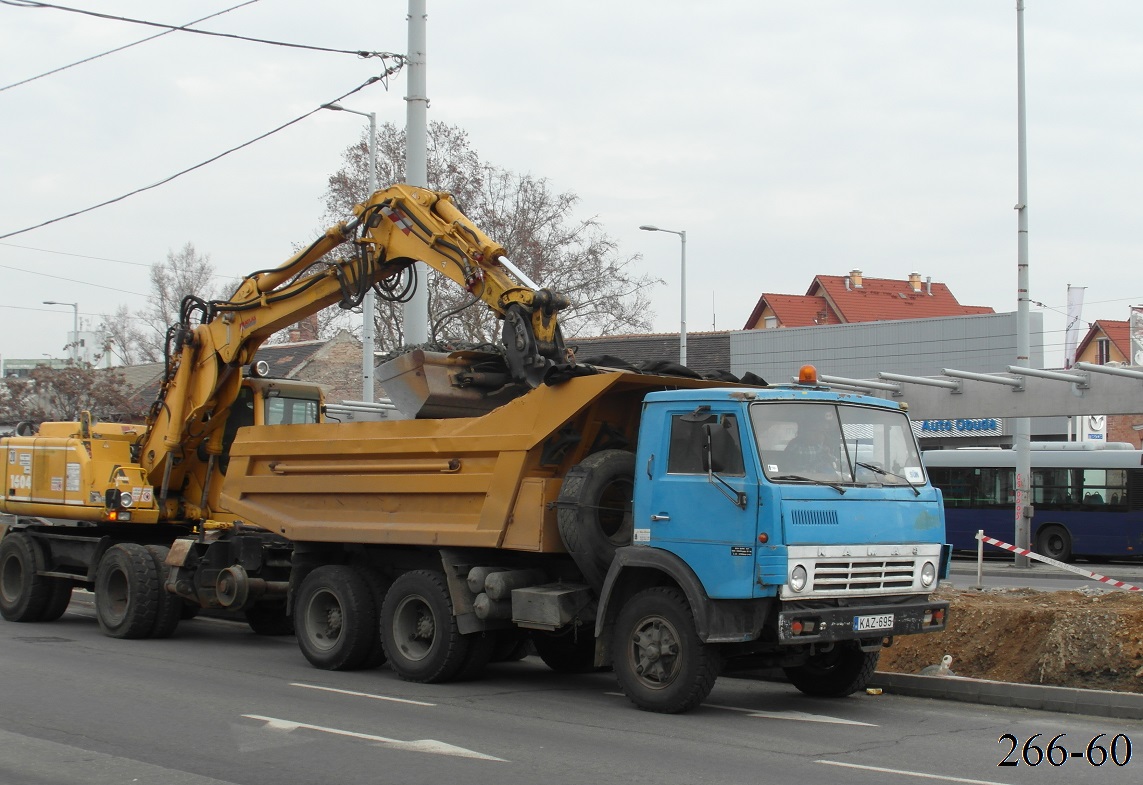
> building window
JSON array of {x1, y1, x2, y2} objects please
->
[
  {"x1": 764, "y1": 316, "x2": 778, "y2": 329},
  {"x1": 1096, "y1": 337, "x2": 1111, "y2": 364}
]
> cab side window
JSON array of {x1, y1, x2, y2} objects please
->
[{"x1": 667, "y1": 413, "x2": 744, "y2": 476}]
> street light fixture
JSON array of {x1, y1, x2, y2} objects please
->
[
  {"x1": 42, "y1": 300, "x2": 79, "y2": 362},
  {"x1": 638, "y1": 225, "x2": 688, "y2": 366},
  {"x1": 324, "y1": 103, "x2": 378, "y2": 402}
]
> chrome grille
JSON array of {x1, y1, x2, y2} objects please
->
[{"x1": 812, "y1": 558, "x2": 916, "y2": 592}]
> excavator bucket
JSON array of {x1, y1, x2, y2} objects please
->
[{"x1": 377, "y1": 349, "x2": 529, "y2": 419}]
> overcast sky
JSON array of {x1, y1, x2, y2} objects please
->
[{"x1": 2, "y1": 1, "x2": 1141, "y2": 370}]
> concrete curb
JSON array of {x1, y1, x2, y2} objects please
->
[{"x1": 868, "y1": 671, "x2": 1143, "y2": 720}]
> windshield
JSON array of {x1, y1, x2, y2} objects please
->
[
  {"x1": 264, "y1": 395, "x2": 320, "y2": 426},
  {"x1": 750, "y1": 402, "x2": 925, "y2": 486}
]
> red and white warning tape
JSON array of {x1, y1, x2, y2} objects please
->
[{"x1": 975, "y1": 532, "x2": 1141, "y2": 592}]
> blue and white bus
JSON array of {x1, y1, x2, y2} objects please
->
[{"x1": 923, "y1": 444, "x2": 1143, "y2": 562}]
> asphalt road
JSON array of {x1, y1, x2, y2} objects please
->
[{"x1": 1, "y1": 594, "x2": 1141, "y2": 785}]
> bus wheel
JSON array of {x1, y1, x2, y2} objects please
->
[
  {"x1": 785, "y1": 642, "x2": 879, "y2": 697},
  {"x1": 1036, "y1": 525, "x2": 1072, "y2": 562}
]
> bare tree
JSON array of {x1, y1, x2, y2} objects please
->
[
  {"x1": 320, "y1": 121, "x2": 656, "y2": 353},
  {"x1": 98, "y1": 304, "x2": 148, "y2": 366},
  {"x1": 134, "y1": 243, "x2": 219, "y2": 362}
]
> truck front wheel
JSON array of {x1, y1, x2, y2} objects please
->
[
  {"x1": 783, "y1": 641, "x2": 879, "y2": 697},
  {"x1": 94, "y1": 543, "x2": 160, "y2": 639},
  {"x1": 613, "y1": 587, "x2": 722, "y2": 713},
  {"x1": 381, "y1": 570, "x2": 470, "y2": 683},
  {"x1": 0, "y1": 532, "x2": 54, "y2": 622},
  {"x1": 295, "y1": 566, "x2": 377, "y2": 670}
]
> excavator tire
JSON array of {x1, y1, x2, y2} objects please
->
[
  {"x1": 556, "y1": 449, "x2": 635, "y2": 589},
  {"x1": 144, "y1": 545, "x2": 182, "y2": 639},
  {"x1": 0, "y1": 532, "x2": 54, "y2": 622},
  {"x1": 94, "y1": 543, "x2": 160, "y2": 639},
  {"x1": 40, "y1": 578, "x2": 74, "y2": 623}
]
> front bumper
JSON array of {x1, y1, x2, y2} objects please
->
[{"x1": 777, "y1": 596, "x2": 949, "y2": 644}]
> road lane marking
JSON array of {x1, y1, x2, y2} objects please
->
[
  {"x1": 817, "y1": 760, "x2": 1013, "y2": 785},
  {"x1": 243, "y1": 714, "x2": 506, "y2": 762},
  {"x1": 607, "y1": 693, "x2": 876, "y2": 725},
  {"x1": 290, "y1": 682, "x2": 436, "y2": 706}
]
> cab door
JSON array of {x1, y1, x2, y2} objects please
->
[{"x1": 635, "y1": 407, "x2": 758, "y2": 598}]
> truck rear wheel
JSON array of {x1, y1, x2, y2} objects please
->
[
  {"x1": 295, "y1": 566, "x2": 377, "y2": 670},
  {"x1": 381, "y1": 570, "x2": 471, "y2": 683},
  {"x1": 532, "y1": 624, "x2": 598, "y2": 673},
  {"x1": 557, "y1": 449, "x2": 635, "y2": 588},
  {"x1": 613, "y1": 587, "x2": 722, "y2": 713},
  {"x1": 94, "y1": 543, "x2": 160, "y2": 639},
  {"x1": 783, "y1": 641, "x2": 879, "y2": 697},
  {"x1": 40, "y1": 579, "x2": 74, "y2": 622},
  {"x1": 144, "y1": 545, "x2": 181, "y2": 639},
  {"x1": 0, "y1": 532, "x2": 54, "y2": 622}
]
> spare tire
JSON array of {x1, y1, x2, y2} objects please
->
[{"x1": 557, "y1": 449, "x2": 635, "y2": 589}]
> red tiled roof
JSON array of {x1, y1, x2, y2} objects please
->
[
  {"x1": 742, "y1": 294, "x2": 841, "y2": 329},
  {"x1": 1075, "y1": 319, "x2": 1130, "y2": 361},
  {"x1": 809, "y1": 275, "x2": 994, "y2": 324}
]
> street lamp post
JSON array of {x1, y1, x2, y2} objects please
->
[
  {"x1": 638, "y1": 225, "x2": 687, "y2": 366},
  {"x1": 42, "y1": 300, "x2": 79, "y2": 362},
  {"x1": 323, "y1": 103, "x2": 378, "y2": 402}
]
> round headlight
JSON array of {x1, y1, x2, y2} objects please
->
[
  {"x1": 119, "y1": 491, "x2": 134, "y2": 508},
  {"x1": 920, "y1": 561, "x2": 936, "y2": 587},
  {"x1": 790, "y1": 564, "x2": 808, "y2": 592}
]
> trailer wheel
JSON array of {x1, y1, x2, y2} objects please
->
[
  {"x1": 295, "y1": 566, "x2": 377, "y2": 670},
  {"x1": 532, "y1": 624, "x2": 598, "y2": 673},
  {"x1": 245, "y1": 601, "x2": 294, "y2": 636},
  {"x1": 144, "y1": 545, "x2": 181, "y2": 639},
  {"x1": 557, "y1": 449, "x2": 635, "y2": 588},
  {"x1": 94, "y1": 543, "x2": 160, "y2": 639},
  {"x1": 40, "y1": 579, "x2": 74, "y2": 623},
  {"x1": 613, "y1": 587, "x2": 722, "y2": 713},
  {"x1": 0, "y1": 532, "x2": 53, "y2": 622},
  {"x1": 1036, "y1": 524, "x2": 1072, "y2": 562},
  {"x1": 783, "y1": 641, "x2": 879, "y2": 697},
  {"x1": 381, "y1": 570, "x2": 471, "y2": 683}
]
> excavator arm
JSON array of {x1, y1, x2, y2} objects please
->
[{"x1": 139, "y1": 184, "x2": 573, "y2": 491}]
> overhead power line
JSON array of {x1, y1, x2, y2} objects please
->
[
  {"x1": 0, "y1": 73, "x2": 400, "y2": 241},
  {"x1": 0, "y1": 0, "x2": 403, "y2": 61},
  {"x1": 1, "y1": 0, "x2": 261, "y2": 93}
]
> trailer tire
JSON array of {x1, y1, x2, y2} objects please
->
[
  {"x1": 144, "y1": 545, "x2": 181, "y2": 639},
  {"x1": 295, "y1": 566, "x2": 377, "y2": 670},
  {"x1": 532, "y1": 624, "x2": 598, "y2": 673},
  {"x1": 94, "y1": 543, "x2": 160, "y2": 639},
  {"x1": 557, "y1": 449, "x2": 635, "y2": 588},
  {"x1": 245, "y1": 601, "x2": 294, "y2": 636},
  {"x1": 783, "y1": 641, "x2": 879, "y2": 697},
  {"x1": 1036, "y1": 524, "x2": 1072, "y2": 562},
  {"x1": 381, "y1": 570, "x2": 471, "y2": 683},
  {"x1": 0, "y1": 532, "x2": 53, "y2": 622},
  {"x1": 40, "y1": 579, "x2": 74, "y2": 622},
  {"x1": 613, "y1": 587, "x2": 722, "y2": 713}
]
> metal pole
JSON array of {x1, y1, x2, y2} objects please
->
[
  {"x1": 679, "y1": 230, "x2": 687, "y2": 366},
  {"x1": 402, "y1": 0, "x2": 430, "y2": 345},
  {"x1": 1014, "y1": 0, "x2": 1032, "y2": 568},
  {"x1": 363, "y1": 111, "x2": 378, "y2": 401}
]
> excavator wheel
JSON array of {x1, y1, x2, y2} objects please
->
[
  {"x1": 0, "y1": 532, "x2": 55, "y2": 622},
  {"x1": 556, "y1": 449, "x2": 636, "y2": 589},
  {"x1": 144, "y1": 545, "x2": 182, "y2": 639},
  {"x1": 94, "y1": 543, "x2": 161, "y2": 639}
]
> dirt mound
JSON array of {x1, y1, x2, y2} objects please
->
[{"x1": 878, "y1": 586, "x2": 1143, "y2": 693}]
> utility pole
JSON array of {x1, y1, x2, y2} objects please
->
[
  {"x1": 403, "y1": 0, "x2": 430, "y2": 345},
  {"x1": 1013, "y1": 0, "x2": 1032, "y2": 568}
]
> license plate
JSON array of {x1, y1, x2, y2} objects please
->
[{"x1": 854, "y1": 613, "x2": 894, "y2": 632}]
